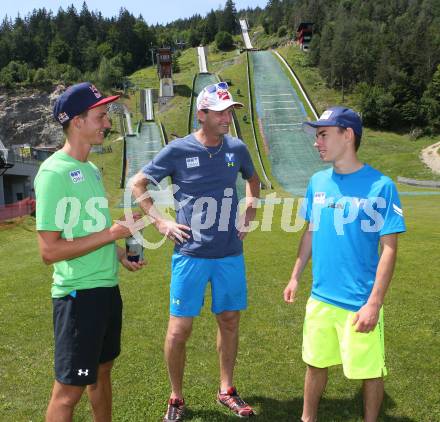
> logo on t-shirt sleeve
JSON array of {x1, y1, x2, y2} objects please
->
[
  {"x1": 69, "y1": 169, "x2": 85, "y2": 183},
  {"x1": 392, "y1": 203, "x2": 403, "y2": 216},
  {"x1": 313, "y1": 192, "x2": 326, "y2": 204},
  {"x1": 186, "y1": 157, "x2": 200, "y2": 168}
]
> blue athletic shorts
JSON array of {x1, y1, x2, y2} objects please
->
[{"x1": 169, "y1": 253, "x2": 247, "y2": 317}]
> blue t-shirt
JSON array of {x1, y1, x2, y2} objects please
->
[
  {"x1": 303, "y1": 164, "x2": 406, "y2": 311},
  {"x1": 142, "y1": 134, "x2": 255, "y2": 258}
]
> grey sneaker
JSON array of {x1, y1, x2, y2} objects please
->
[{"x1": 163, "y1": 398, "x2": 185, "y2": 421}]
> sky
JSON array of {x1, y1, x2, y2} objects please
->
[{"x1": 1, "y1": 0, "x2": 268, "y2": 25}]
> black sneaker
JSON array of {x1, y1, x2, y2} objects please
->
[{"x1": 163, "y1": 398, "x2": 185, "y2": 421}]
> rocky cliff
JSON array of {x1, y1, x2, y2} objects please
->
[{"x1": 0, "y1": 86, "x2": 64, "y2": 147}]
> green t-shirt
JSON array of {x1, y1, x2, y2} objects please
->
[{"x1": 35, "y1": 150, "x2": 118, "y2": 298}]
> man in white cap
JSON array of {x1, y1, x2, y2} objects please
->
[
  {"x1": 132, "y1": 82, "x2": 260, "y2": 420},
  {"x1": 35, "y1": 82, "x2": 144, "y2": 421}
]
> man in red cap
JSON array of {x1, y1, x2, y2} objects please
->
[
  {"x1": 131, "y1": 81, "x2": 259, "y2": 420},
  {"x1": 35, "y1": 82, "x2": 144, "y2": 422}
]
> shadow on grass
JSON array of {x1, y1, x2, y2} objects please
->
[
  {"x1": 174, "y1": 84, "x2": 192, "y2": 97},
  {"x1": 184, "y1": 392, "x2": 416, "y2": 421}
]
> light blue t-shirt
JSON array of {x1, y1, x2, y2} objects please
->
[
  {"x1": 142, "y1": 134, "x2": 255, "y2": 258},
  {"x1": 303, "y1": 164, "x2": 406, "y2": 311}
]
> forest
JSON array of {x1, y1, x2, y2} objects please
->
[{"x1": 1, "y1": 0, "x2": 439, "y2": 133}]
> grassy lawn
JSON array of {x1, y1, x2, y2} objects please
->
[
  {"x1": 1, "y1": 185, "x2": 439, "y2": 420},
  {"x1": 358, "y1": 129, "x2": 440, "y2": 181},
  {"x1": 1, "y1": 38, "x2": 439, "y2": 421},
  {"x1": 129, "y1": 66, "x2": 160, "y2": 91}
]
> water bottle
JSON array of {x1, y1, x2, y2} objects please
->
[{"x1": 125, "y1": 234, "x2": 144, "y2": 262}]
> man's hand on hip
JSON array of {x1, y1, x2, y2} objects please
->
[{"x1": 155, "y1": 219, "x2": 191, "y2": 244}]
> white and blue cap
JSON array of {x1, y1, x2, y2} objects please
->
[
  {"x1": 303, "y1": 106, "x2": 363, "y2": 138},
  {"x1": 53, "y1": 82, "x2": 120, "y2": 125}
]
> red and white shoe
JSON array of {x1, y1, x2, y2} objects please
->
[
  {"x1": 163, "y1": 398, "x2": 185, "y2": 421},
  {"x1": 217, "y1": 387, "x2": 255, "y2": 418}
]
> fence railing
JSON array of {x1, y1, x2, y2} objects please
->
[{"x1": 0, "y1": 197, "x2": 36, "y2": 222}]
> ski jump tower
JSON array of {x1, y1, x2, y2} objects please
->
[{"x1": 157, "y1": 47, "x2": 174, "y2": 105}]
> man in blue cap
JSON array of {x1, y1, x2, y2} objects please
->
[
  {"x1": 35, "y1": 82, "x2": 144, "y2": 421},
  {"x1": 283, "y1": 107, "x2": 406, "y2": 421}
]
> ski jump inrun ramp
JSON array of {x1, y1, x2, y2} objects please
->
[
  {"x1": 197, "y1": 46, "x2": 208, "y2": 73},
  {"x1": 239, "y1": 19, "x2": 253, "y2": 50}
]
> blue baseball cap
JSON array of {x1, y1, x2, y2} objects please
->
[
  {"x1": 53, "y1": 82, "x2": 120, "y2": 125},
  {"x1": 303, "y1": 106, "x2": 363, "y2": 137}
]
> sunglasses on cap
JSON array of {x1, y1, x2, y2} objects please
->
[{"x1": 204, "y1": 81, "x2": 229, "y2": 93}]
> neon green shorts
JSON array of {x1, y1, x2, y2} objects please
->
[{"x1": 302, "y1": 297, "x2": 387, "y2": 379}]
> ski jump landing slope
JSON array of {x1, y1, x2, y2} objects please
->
[
  {"x1": 121, "y1": 88, "x2": 171, "y2": 207},
  {"x1": 250, "y1": 50, "x2": 327, "y2": 196}
]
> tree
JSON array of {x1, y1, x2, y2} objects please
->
[
  {"x1": 204, "y1": 10, "x2": 218, "y2": 43},
  {"x1": 264, "y1": 0, "x2": 283, "y2": 34},
  {"x1": 97, "y1": 42, "x2": 113, "y2": 59},
  {"x1": 27, "y1": 8, "x2": 54, "y2": 68},
  {"x1": 81, "y1": 40, "x2": 100, "y2": 71},
  {"x1": 48, "y1": 36, "x2": 71, "y2": 64},
  {"x1": 55, "y1": 5, "x2": 80, "y2": 49},
  {"x1": 422, "y1": 64, "x2": 440, "y2": 133},
  {"x1": 9, "y1": 17, "x2": 33, "y2": 64},
  {"x1": 317, "y1": 22, "x2": 334, "y2": 85},
  {"x1": 32, "y1": 67, "x2": 50, "y2": 85},
  {"x1": 307, "y1": 33, "x2": 320, "y2": 66},
  {"x1": 0, "y1": 61, "x2": 30, "y2": 86},
  {"x1": 172, "y1": 51, "x2": 181, "y2": 74},
  {"x1": 277, "y1": 26, "x2": 288, "y2": 37},
  {"x1": 219, "y1": 0, "x2": 239, "y2": 35},
  {"x1": 0, "y1": 38, "x2": 11, "y2": 69},
  {"x1": 215, "y1": 31, "x2": 234, "y2": 51},
  {"x1": 96, "y1": 56, "x2": 123, "y2": 90},
  {"x1": 79, "y1": 1, "x2": 95, "y2": 38},
  {"x1": 356, "y1": 83, "x2": 395, "y2": 129},
  {"x1": 45, "y1": 62, "x2": 81, "y2": 84},
  {"x1": 330, "y1": 12, "x2": 356, "y2": 96},
  {"x1": 187, "y1": 28, "x2": 202, "y2": 47}
]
